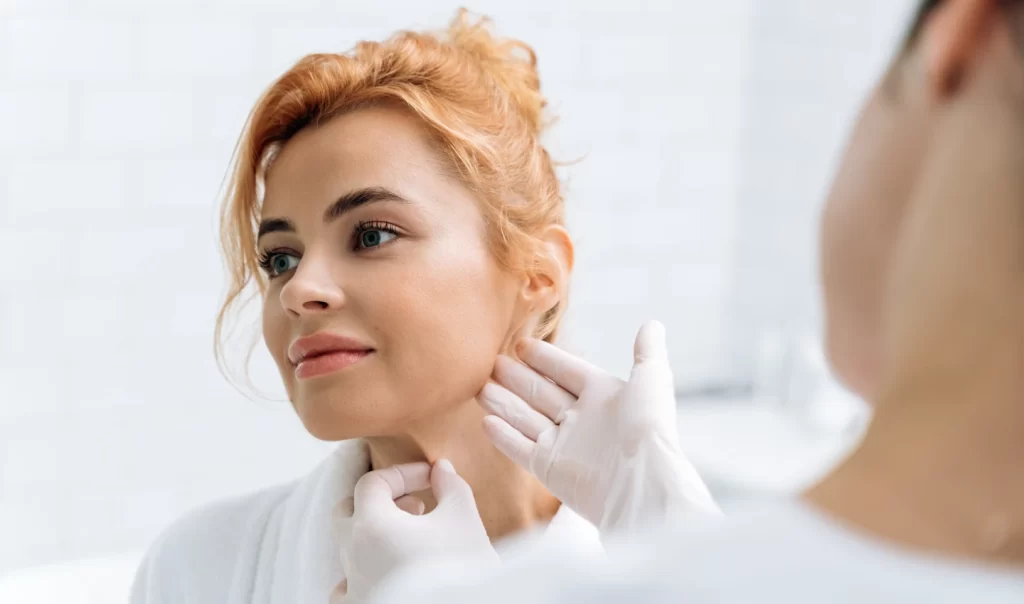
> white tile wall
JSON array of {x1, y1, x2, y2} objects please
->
[
  {"x1": 0, "y1": 0, "x2": 913, "y2": 573},
  {"x1": 726, "y1": 0, "x2": 919, "y2": 378}
]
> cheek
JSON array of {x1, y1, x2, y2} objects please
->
[{"x1": 371, "y1": 247, "x2": 517, "y2": 402}]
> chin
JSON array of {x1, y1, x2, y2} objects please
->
[
  {"x1": 290, "y1": 388, "x2": 401, "y2": 442},
  {"x1": 295, "y1": 406, "x2": 375, "y2": 442},
  {"x1": 281, "y1": 361, "x2": 385, "y2": 440}
]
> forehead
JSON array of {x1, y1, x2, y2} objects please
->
[{"x1": 260, "y1": 106, "x2": 456, "y2": 219}]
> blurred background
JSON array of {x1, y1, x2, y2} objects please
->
[{"x1": 1, "y1": 0, "x2": 916, "y2": 599}]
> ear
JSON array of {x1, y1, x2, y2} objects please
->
[
  {"x1": 524, "y1": 224, "x2": 574, "y2": 308},
  {"x1": 512, "y1": 225, "x2": 574, "y2": 341},
  {"x1": 922, "y1": 0, "x2": 998, "y2": 95}
]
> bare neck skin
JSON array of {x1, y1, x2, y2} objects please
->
[
  {"x1": 806, "y1": 375, "x2": 1024, "y2": 567},
  {"x1": 365, "y1": 399, "x2": 561, "y2": 542}
]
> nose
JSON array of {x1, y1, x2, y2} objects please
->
[{"x1": 279, "y1": 254, "x2": 345, "y2": 317}]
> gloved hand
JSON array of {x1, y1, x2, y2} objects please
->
[
  {"x1": 478, "y1": 320, "x2": 721, "y2": 537},
  {"x1": 331, "y1": 460, "x2": 499, "y2": 603}
]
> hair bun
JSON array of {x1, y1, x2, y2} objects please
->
[{"x1": 445, "y1": 9, "x2": 547, "y2": 134}]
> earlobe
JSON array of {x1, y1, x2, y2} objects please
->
[{"x1": 923, "y1": 0, "x2": 996, "y2": 95}]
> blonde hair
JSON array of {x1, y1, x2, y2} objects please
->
[{"x1": 215, "y1": 9, "x2": 567, "y2": 373}]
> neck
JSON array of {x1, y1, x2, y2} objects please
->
[
  {"x1": 365, "y1": 399, "x2": 560, "y2": 542},
  {"x1": 807, "y1": 350, "x2": 1024, "y2": 567}
]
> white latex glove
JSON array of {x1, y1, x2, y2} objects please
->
[
  {"x1": 331, "y1": 460, "x2": 499, "y2": 603},
  {"x1": 478, "y1": 320, "x2": 721, "y2": 537}
]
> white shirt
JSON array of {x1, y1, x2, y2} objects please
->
[
  {"x1": 374, "y1": 499, "x2": 1024, "y2": 603},
  {"x1": 130, "y1": 440, "x2": 600, "y2": 604}
]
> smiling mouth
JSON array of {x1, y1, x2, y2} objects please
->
[{"x1": 294, "y1": 349, "x2": 373, "y2": 379}]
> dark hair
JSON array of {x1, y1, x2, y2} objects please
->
[
  {"x1": 904, "y1": 0, "x2": 1024, "y2": 50},
  {"x1": 903, "y1": 0, "x2": 944, "y2": 50}
]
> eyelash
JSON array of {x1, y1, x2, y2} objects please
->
[
  {"x1": 256, "y1": 220, "x2": 402, "y2": 278},
  {"x1": 353, "y1": 220, "x2": 401, "y2": 250},
  {"x1": 256, "y1": 249, "x2": 285, "y2": 277}
]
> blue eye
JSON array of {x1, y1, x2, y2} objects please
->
[
  {"x1": 259, "y1": 252, "x2": 299, "y2": 277},
  {"x1": 356, "y1": 224, "x2": 399, "y2": 249}
]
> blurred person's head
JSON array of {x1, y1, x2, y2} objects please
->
[
  {"x1": 216, "y1": 10, "x2": 573, "y2": 441},
  {"x1": 819, "y1": 0, "x2": 1024, "y2": 399}
]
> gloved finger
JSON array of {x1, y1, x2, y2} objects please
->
[
  {"x1": 394, "y1": 494, "x2": 426, "y2": 515},
  {"x1": 478, "y1": 381, "x2": 556, "y2": 441},
  {"x1": 515, "y1": 338, "x2": 602, "y2": 397},
  {"x1": 629, "y1": 320, "x2": 676, "y2": 399},
  {"x1": 632, "y1": 320, "x2": 669, "y2": 365},
  {"x1": 493, "y1": 355, "x2": 576, "y2": 423},
  {"x1": 482, "y1": 414, "x2": 536, "y2": 469},
  {"x1": 430, "y1": 459, "x2": 477, "y2": 511},
  {"x1": 353, "y1": 462, "x2": 432, "y2": 519}
]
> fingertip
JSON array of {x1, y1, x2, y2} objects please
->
[
  {"x1": 635, "y1": 320, "x2": 668, "y2": 361},
  {"x1": 478, "y1": 381, "x2": 501, "y2": 408},
  {"x1": 354, "y1": 462, "x2": 432, "y2": 506},
  {"x1": 482, "y1": 415, "x2": 507, "y2": 447},
  {"x1": 493, "y1": 353, "x2": 515, "y2": 377},
  {"x1": 482, "y1": 414, "x2": 502, "y2": 436},
  {"x1": 430, "y1": 458, "x2": 470, "y2": 502},
  {"x1": 518, "y1": 337, "x2": 545, "y2": 363},
  {"x1": 640, "y1": 319, "x2": 666, "y2": 343},
  {"x1": 392, "y1": 462, "x2": 432, "y2": 498}
]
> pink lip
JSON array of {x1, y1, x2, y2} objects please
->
[{"x1": 288, "y1": 332, "x2": 374, "y2": 380}]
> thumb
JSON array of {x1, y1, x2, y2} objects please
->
[
  {"x1": 629, "y1": 320, "x2": 678, "y2": 421},
  {"x1": 430, "y1": 459, "x2": 476, "y2": 510},
  {"x1": 353, "y1": 462, "x2": 432, "y2": 521},
  {"x1": 632, "y1": 320, "x2": 670, "y2": 371}
]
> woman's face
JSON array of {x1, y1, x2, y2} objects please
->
[{"x1": 259, "y1": 106, "x2": 526, "y2": 440}]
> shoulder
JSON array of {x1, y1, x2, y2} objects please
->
[
  {"x1": 129, "y1": 483, "x2": 294, "y2": 604},
  {"x1": 129, "y1": 441, "x2": 367, "y2": 604}
]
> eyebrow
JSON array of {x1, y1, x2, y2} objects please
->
[{"x1": 257, "y1": 186, "x2": 410, "y2": 241}]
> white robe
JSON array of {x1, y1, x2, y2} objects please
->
[{"x1": 130, "y1": 440, "x2": 600, "y2": 603}]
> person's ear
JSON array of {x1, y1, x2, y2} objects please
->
[
  {"x1": 500, "y1": 226, "x2": 573, "y2": 356},
  {"x1": 520, "y1": 225, "x2": 574, "y2": 319},
  {"x1": 922, "y1": 0, "x2": 998, "y2": 95}
]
